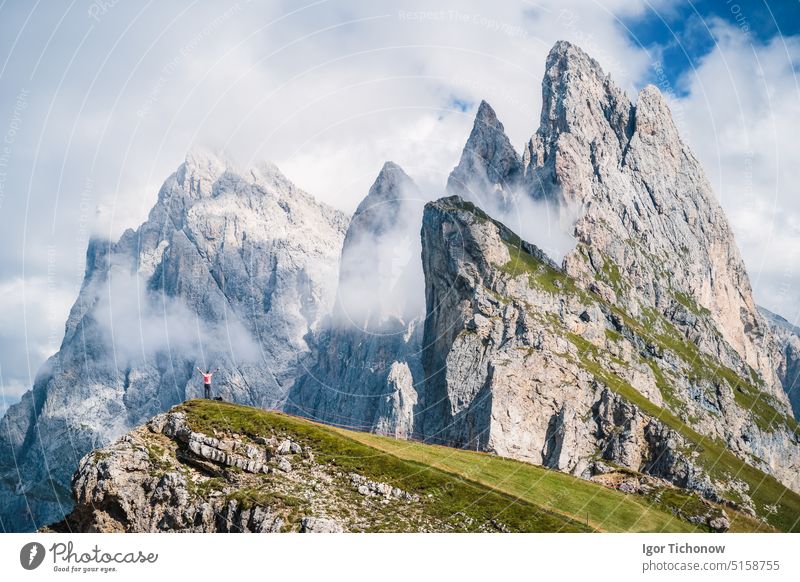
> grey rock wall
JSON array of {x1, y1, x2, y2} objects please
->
[{"x1": 0, "y1": 150, "x2": 346, "y2": 531}]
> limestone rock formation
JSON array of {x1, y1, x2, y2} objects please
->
[
  {"x1": 51, "y1": 408, "x2": 405, "y2": 532},
  {"x1": 524, "y1": 41, "x2": 785, "y2": 405},
  {"x1": 0, "y1": 150, "x2": 347, "y2": 531}
]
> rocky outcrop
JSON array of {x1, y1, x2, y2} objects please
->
[
  {"x1": 287, "y1": 162, "x2": 423, "y2": 437},
  {"x1": 417, "y1": 196, "x2": 800, "y2": 514},
  {"x1": 300, "y1": 517, "x2": 344, "y2": 533},
  {"x1": 0, "y1": 150, "x2": 347, "y2": 531},
  {"x1": 52, "y1": 401, "x2": 553, "y2": 533},
  {"x1": 52, "y1": 409, "x2": 380, "y2": 532}
]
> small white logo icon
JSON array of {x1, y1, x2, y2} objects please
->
[{"x1": 20, "y1": 542, "x2": 45, "y2": 570}]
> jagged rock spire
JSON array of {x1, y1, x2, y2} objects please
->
[
  {"x1": 523, "y1": 41, "x2": 785, "y2": 403},
  {"x1": 538, "y1": 41, "x2": 634, "y2": 151},
  {"x1": 524, "y1": 41, "x2": 634, "y2": 202},
  {"x1": 447, "y1": 100, "x2": 523, "y2": 208}
]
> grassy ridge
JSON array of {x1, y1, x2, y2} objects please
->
[
  {"x1": 336, "y1": 429, "x2": 698, "y2": 532},
  {"x1": 181, "y1": 400, "x2": 591, "y2": 532},
  {"x1": 176, "y1": 400, "x2": 776, "y2": 533}
]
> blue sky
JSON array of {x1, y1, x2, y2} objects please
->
[
  {"x1": 0, "y1": 0, "x2": 798, "y2": 414},
  {"x1": 624, "y1": 0, "x2": 800, "y2": 94}
]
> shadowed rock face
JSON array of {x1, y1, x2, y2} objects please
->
[
  {"x1": 0, "y1": 150, "x2": 347, "y2": 531},
  {"x1": 287, "y1": 162, "x2": 423, "y2": 438}
]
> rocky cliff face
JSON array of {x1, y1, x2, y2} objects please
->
[
  {"x1": 286, "y1": 162, "x2": 423, "y2": 437},
  {"x1": 524, "y1": 42, "x2": 785, "y2": 404},
  {"x1": 0, "y1": 150, "x2": 346, "y2": 531},
  {"x1": 760, "y1": 307, "x2": 800, "y2": 420},
  {"x1": 413, "y1": 44, "x2": 800, "y2": 504},
  {"x1": 417, "y1": 196, "x2": 800, "y2": 525}
]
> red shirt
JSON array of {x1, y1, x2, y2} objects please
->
[{"x1": 202, "y1": 373, "x2": 212, "y2": 383}]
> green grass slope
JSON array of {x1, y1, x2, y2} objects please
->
[{"x1": 180, "y1": 400, "x2": 773, "y2": 533}]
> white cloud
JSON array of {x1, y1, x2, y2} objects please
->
[
  {"x1": 5, "y1": 0, "x2": 659, "y2": 242},
  {"x1": 0, "y1": 276, "x2": 75, "y2": 411},
  {"x1": 673, "y1": 20, "x2": 800, "y2": 321},
  {"x1": 93, "y1": 264, "x2": 262, "y2": 367},
  {"x1": 335, "y1": 187, "x2": 427, "y2": 330}
]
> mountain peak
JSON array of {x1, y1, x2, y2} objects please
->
[
  {"x1": 546, "y1": 40, "x2": 604, "y2": 74},
  {"x1": 346, "y1": 162, "x2": 418, "y2": 243},
  {"x1": 169, "y1": 147, "x2": 230, "y2": 203},
  {"x1": 526, "y1": 42, "x2": 787, "y2": 400},
  {"x1": 447, "y1": 100, "x2": 522, "y2": 208},
  {"x1": 183, "y1": 146, "x2": 229, "y2": 175},
  {"x1": 535, "y1": 41, "x2": 632, "y2": 156},
  {"x1": 474, "y1": 99, "x2": 498, "y2": 124},
  {"x1": 360, "y1": 161, "x2": 414, "y2": 207},
  {"x1": 373, "y1": 160, "x2": 410, "y2": 190}
]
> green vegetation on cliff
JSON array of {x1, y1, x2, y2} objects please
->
[{"x1": 495, "y1": 237, "x2": 800, "y2": 532}]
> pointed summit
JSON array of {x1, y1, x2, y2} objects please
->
[
  {"x1": 474, "y1": 99, "x2": 499, "y2": 124},
  {"x1": 545, "y1": 40, "x2": 605, "y2": 78},
  {"x1": 184, "y1": 146, "x2": 228, "y2": 171},
  {"x1": 526, "y1": 41, "x2": 633, "y2": 198},
  {"x1": 524, "y1": 41, "x2": 786, "y2": 404},
  {"x1": 447, "y1": 100, "x2": 522, "y2": 209},
  {"x1": 370, "y1": 161, "x2": 411, "y2": 200},
  {"x1": 346, "y1": 161, "x2": 418, "y2": 242},
  {"x1": 178, "y1": 147, "x2": 229, "y2": 192},
  {"x1": 379, "y1": 159, "x2": 405, "y2": 174}
]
